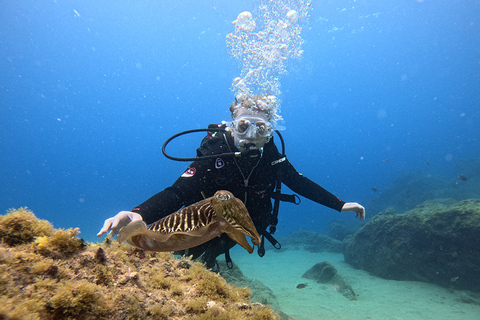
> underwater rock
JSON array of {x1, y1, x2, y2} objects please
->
[
  {"x1": 344, "y1": 199, "x2": 480, "y2": 292},
  {"x1": 326, "y1": 219, "x2": 360, "y2": 241},
  {"x1": 302, "y1": 261, "x2": 357, "y2": 300},
  {"x1": 275, "y1": 230, "x2": 343, "y2": 253},
  {"x1": 219, "y1": 260, "x2": 293, "y2": 320},
  {"x1": 376, "y1": 207, "x2": 399, "y2": 216},
  {"x1": 303, "y1": 261, "x2": 337, "y2": 283},
  {"x1": 219, "y1": 260, "x2": 278, "y2": 307},
  {"x1": 0, "y1": 208, "x2": 280, "y2": 320}
]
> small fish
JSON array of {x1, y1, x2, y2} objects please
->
[
  {"x1": 425, "y1": 162, "x2": 430, "y2": 165},
  {"x1": 384, "y1": 158, "x2": 390, "y2": 162},
  {"x1": 450, "y1": 276, "x2": 459, "y2": 283},
  {"x1": 296, "y1": 283, "x2": 308, "y2": 289},
  {"x1": 371, "y1": 188, "x2": 378, "y2": 192},
  {"x1": 458, "y1": 175, "x2": 467, "y2": 181}
]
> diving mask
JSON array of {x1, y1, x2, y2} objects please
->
[
  {"x1": 232, "y1": 116, "x2": 273, "y2": 152},
  {"x1": 233, "y1": 117, "x2": 273, "y2": 137}
]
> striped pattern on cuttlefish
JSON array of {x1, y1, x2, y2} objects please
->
[{"x1": 117, "y1": 190, "x2": 261, "y2": 253}]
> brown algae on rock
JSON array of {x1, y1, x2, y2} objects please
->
[
  {"x1": 0, "y1": 208, "x2": 279, "y2": 320},
  {"x1": 0, "y1": 207, "x2": 53, "y2": 246}
]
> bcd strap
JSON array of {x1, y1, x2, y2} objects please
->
[
  {"x1": 270, "y1": 193, "x2": 301, "y2": 205},
  {"x1": 263, "y1": 231, "x2": 281, "y2": 250},
  {"x1": 258, "y1": 235, "x2": 266, "y2": 257},
  {"x1": 224, "y1": 247, "x2": 233, "y2": 269},
  {"x1": 257, "y1": 231, "x2": 282, "y2": 257}
]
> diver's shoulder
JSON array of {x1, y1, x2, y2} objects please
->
[
  {"x1": 264, "y1": 136, "x2": 281, "y2": 154},
  {"x1": 197, "y1": 125, "x2": 232, "y2": 155}
]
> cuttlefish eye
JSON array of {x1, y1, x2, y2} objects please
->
[{"x1": 217, "y1": 192, "x2": 231, "y2": 201}]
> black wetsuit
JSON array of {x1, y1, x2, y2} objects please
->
[{"x1": 131, "y1": 128, "x2": 345, "y2": 266}]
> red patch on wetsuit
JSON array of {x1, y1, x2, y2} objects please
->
[{"x1": 181, "y1": 167, "x2": 196, "y2": 178}]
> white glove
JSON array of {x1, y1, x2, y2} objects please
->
[
  {"x1": 97, "y1": 211, "x2": 143, "y2": 237},
  {"x1": 341, "y1": 202, "x2": 366, "y2": 221}
]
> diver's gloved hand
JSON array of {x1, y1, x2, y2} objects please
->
[
  {"x1": 341, "y1": 202, "x2": 365, "y2": 221},
  {"x1": 97, "y1": 211, "x2": 143, "y2": 238}
]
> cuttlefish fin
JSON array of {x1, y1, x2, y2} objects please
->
[
  {"x1": 223, "y1": 223, "x2": 254, "y2": 254},
  {"x1": 117, "y1": 220, "x2": 148, "y2": 244},
  {"x1": 118, "y1": 218, "x2": 228, "y2": 252},
  {"x1": 118, "y1": 220, "x2": 195, "y2": 244}
]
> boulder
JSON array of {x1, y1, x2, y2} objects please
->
[
  {"x1": 302, "y1": 261, "x2": 356, "y2": 300},
  {"x1": 344, "y1": 199, "x2": 480, "y2": 292}
]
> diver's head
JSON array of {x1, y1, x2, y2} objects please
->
[{"x1": 229, "y1": 95, "x2": 276, "y2": 152}]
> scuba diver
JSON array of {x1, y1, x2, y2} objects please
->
[{"x1": 97, "y1": 95, "x2": 365, "y2": 272}]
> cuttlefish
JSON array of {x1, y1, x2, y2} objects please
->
[{"x1": 117, "y1": 190, "x2": 261, "y2": 253}]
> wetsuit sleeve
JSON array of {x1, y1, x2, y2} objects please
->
[
  {"x1": 280, "y1": 160, "x2": 346, "y2": 212},
  {"x1": 131, "y1": 160, "x2": 211, "y2": 224}
]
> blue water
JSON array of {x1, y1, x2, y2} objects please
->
[{"x1": 1, "y1": 0, "x2": 479, "y2": 243}]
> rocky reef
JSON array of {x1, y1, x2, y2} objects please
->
[
  {"x1": 344, "y1": 199, "x2": 480, "y2": 292},
  {"x1": 218, "y1": 260, "x2": 293, "y2": 320},
  {"x1": 0, "y1": 208, "x2": 279, "y2": 320}
]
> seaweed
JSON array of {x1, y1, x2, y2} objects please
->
[
  {"x1": 34, "y1": 228, "x2": 85, "y2": 258},
  {"x1": 0, "y1": 208, "x2": 279, "y2": 320},
  {"x1": 0, "y1": 207, "x2": 53, "y2": 246},
  {"x1": 49, "y1": 280, "x2": 109, "y2": 318}
]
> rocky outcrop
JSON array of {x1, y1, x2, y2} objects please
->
[
  {"x1": 219, "y1": 260, "x2": 293, "y2": 320},
  {"x1": 0, "y1": 208, "x2": 279, "y2": 320},
  {"x1": 344, "y1": 199, "x2": 480, "y2": 292}
]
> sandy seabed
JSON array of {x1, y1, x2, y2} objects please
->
[{"x1": 232, "y1": 248, "x2": 480, "y2": 320}]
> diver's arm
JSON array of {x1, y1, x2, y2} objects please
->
[
  {"x1": 281, "y1": 160, "x2": 346, "y2": 211},
  {"x1": 281, "y1": 160, "x2": 365, "y2": 219},
  {"x1": 97, "y1": 160, "x2": 211, "y2": 237},
  {"x1": 129, "y1": 133, "x2": 228, "y2": 224},
  {"x1": 130, "y1": 187, "x2": 185, "y2": 224},
  {"x1": 96, "y1": 186, "x2": 187, "y2": 238},
  {"x1": 131, "y1": 160, "x2": 212, "y2": 224}
]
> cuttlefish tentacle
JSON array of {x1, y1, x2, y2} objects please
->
[{"x1": 117, "y1": 190, "x2": 261, "y2": 253}]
